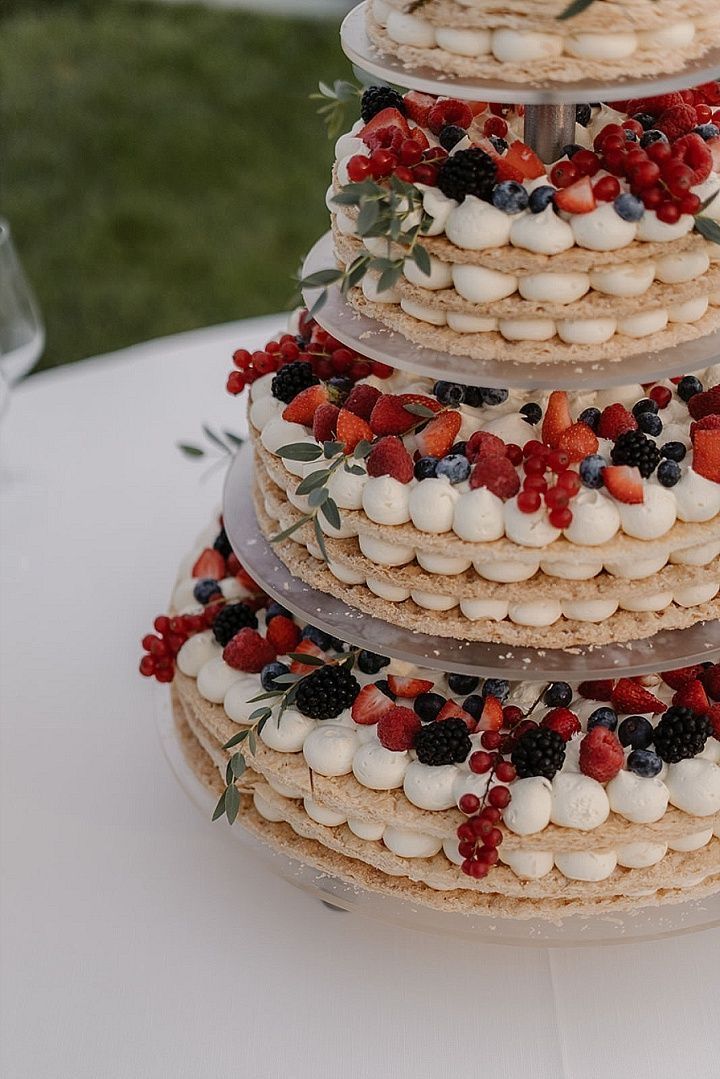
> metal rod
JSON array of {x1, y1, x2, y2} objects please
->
[{"x1": 523, "y1": 103, "x2": 576, "y2": 164}]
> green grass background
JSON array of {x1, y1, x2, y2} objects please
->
[{"x1": 1, "y1": 0, "x2": 345, "y2": 371}]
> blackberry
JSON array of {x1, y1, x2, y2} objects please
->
[
  {"x1": 511, "y1": 727, "x2": 566, "y2": 780},
  {"x1": 360, "y1": 85, "x2": 406, "y2": 123},
  {"x1": 212, "y1": 602, "x2": 258, "y2": 646},
  {"x1": 439, "y1": 124, "x2": 467, "y2": 151},
  {"x1": 357, "y1": 650, "x2": 390, "y2": 675},
  {"x1": 415, "y1": 717, "x2": 471, "y2": 766},
  {"x1": 437, "y1": 148, "x2": 496, "y2": 204},
  {"x1": 575, "y1": 103, "x2": 592, "y2": 127},
  {"x1": 271, "y1": 361, "x2": 319, "y2": 404},
  {"x1": 295, "y1": 665, "x2": 360, "y2": 720},
  {"x1": 610, "y1": 430, "x2": 660, "y2": 478},
  {"x1": 652, "y1": 706, "x2": 712, "y2": 763},
  {"x1": 213, "y1": 526, "x2": 232, "y2": 559}
]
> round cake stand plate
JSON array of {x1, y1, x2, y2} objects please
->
[
  {"x1": 224, "y1": 445, "x2": 720, "y2": 680},
  {"x1": 342, "y1": 2, "x2": 720, "y2": 105},
  {"x1": 303, "y1": 233, "x2": 720, "y2": 392},
  {"x1": 156, "y1": 691, "x2": 720, "y2": 946}
]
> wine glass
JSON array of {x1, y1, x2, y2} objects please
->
[{"x1": 0, "y1": 218, "x2": 45, "y2": 386}]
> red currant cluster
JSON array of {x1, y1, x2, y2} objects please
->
[
  {"x1": 515, "y1": 441, "x2": 581, "y2": 528},
  {"x1": 226, "y1": 312, "x2": 393, "y2": 396},
  {"x1": 347, "y1": 140, "x2": 448, "y2": 187},
  {"x1": 139, "y1": 610, "x2": 218, "y2": 683}
]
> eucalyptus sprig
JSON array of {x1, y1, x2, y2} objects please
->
[
  {"x1": 300, "y1": 175, "x2": 433, "y2": 315},
  {"x1": 177, "y1": 425, "x2": 244, "y2": 460},
  {"x1": 694, "y1": 189, "x2": 720, "y2": 245},
  {"x1": 311, "y1": 79, "x2": 362, "y2": 140}
]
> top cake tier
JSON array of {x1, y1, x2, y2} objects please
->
[{"x1": 364, "y1": 0, "x2": 720, "y2": 90}]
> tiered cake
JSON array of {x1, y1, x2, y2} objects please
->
[{"x1": 142, "y1": 2, "x2": 720, "y2": 922}]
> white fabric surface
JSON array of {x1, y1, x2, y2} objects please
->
[{"x1": 1, "y1": 316, "x2": 718, "y2": 1079}]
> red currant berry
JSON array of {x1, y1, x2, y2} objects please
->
[
  {"x1": 517, "y1": 490, "x2": 541, "y2": 514},
  {"x1": 483, "y1": 827, "x2": 504, "y2": 848},
  {"x1": 523, "y1": 474, "x2": 548, "y2": 493},
  {"x1": 547, "y1": 449, "x2": 570, "y2": 473},
  {"x1": 549, "y1": 506, "x2": 573, "y2": 529},
  {"x1": 679, "y1": 192, "x2": 700, "y2": 215},
  {"x1": 502, "y1": 705, "x2": 523, "y2": 727},
  {"x1": 139, "y1": 655, "x2": 156, "y2": 676},
  {"x1": 458, "y1": 841, "x2": 476, "y2": 858},
  {"x1": 232, "y1": 348, "x2": 252, "y2": 370},
  {"x1": 557, "y1": 469, "x2": 581, "y2": 495},
  {"x1": 469, "y1": 750, "x2": 493, "y2": 774},
  {"x1": 393, "y1": 165, "x2": 414, "y2": 183},
  {"x1": 622, "y1": 118, "x2": 644, "y2": 137},
  {"x1": 484, "y1": 115, "x2": 508, "y2": 138},
  {"x1": 696, "y1": 103, "x2": 713, "y2": 123},
  {"x1": 371, "y1": 361, "x2": 394, "y2": 379},
  {"x1": 457, "y1": 821, "x2": 476, "y2": 842},
  {"x1": 495, "y1": 761, "x2": 517, "y2": 783},
  {"x1": 601, "y1": 148, "x2": 627, "y2": 176},
  {"x1": 649, "y1": 384, "x2": 672, "y2": 409},
  {"x1": 593, "y1": 175, "x2": 621, "y2": 202},
  {"x1": 572, "y1": 149, "x2": 600, "y2": 177},
  {"x1": 642, "y1": 187, "x2": 664, "y2": 209},
  {"x1": 647, "y1": 140, "x2": 672, "y2": 164},
  {"x1": 593, "y1": 123, "x2": 624, "y2": 150},
  {"x1": 399, "y1": 138, "x2": 423, "y2": 166},
  {"x1": 523, "y1": 439, "x2": 547, "y2": 458},
  {"x1": 657, "y1": 200, "x2": 681, "y2": 224},
  {"x1": 369, "y1": 148, "x2": 397, "y2": 179},
  {"x1": 468, "y1": 860, "x2": 490, "y2": 879},
  {"x1": 347, "y1": 154, "x2": 371, "y2": 182},
  {"x1": 661, "y1": 161, "x2": 693, "y2": 196},
  {"x1": 459, "y1": 793, "x2": 481, "y2": 815},
  {"x1": 412, "y1": 163, "x2": 438, "y2": 186},
  {"x1": 524, "y1": 455, "x2": 546, "y2": 476},
  {"x1": 154, "y1": 616, "x2": 170, "y2": 635},
  {"x1": 477, "y1": 846, "x2": 499, "y2": 867},
  {"x1": 488, "y1": 785, "x2": 512, "y2": 809},
  {"x1": 550, "y1": 160, "x2": 579, "y2": 189},
  {"x1": 480, "y1": 806, "x2": 502, "y2": 823},
  {"x1": 545, "y1": 485, "x2": 569, "y2": 510},
  {"x1": 628, "y1": 160, "x2": 660, "y2": 191},
  {"x1": 226, "y1": 371, "x2": 245, "y2": 395},
  {"x1": 471, "y1": 817, "x2": 493, "y2": 838},
  {"x1": 480, "y1": 730, "x2": 502, "y2": 750}
]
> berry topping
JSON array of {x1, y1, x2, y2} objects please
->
[
  {"x1": 578, "y1": 679, "x2": 614, "y2": 701},
  {"x1": 511, "y1": 727, "x2": 566, "y2": 780},
  {"x1": 414, "y1": 691, "x2": 446, "y2": 723},
  {"x1": 193, "y1": 578, "x2": 222, "y2": 605},
  {"x1": 265, "y1": 614, "x2": 301, "y2": 654},
  {"x1": 672, "y1": 678, "x2": 710, "y2": 714},
  {"x1": 359, "y1": 106, "x2": 411, "y2": 145},
  {"x1": 436, "y1": 454, "x2": 471, "y2": 484},
  {"x1": 437, "y1": 147, "x2": 497, "y2": 203},
  {"x1": 351, "y1": 683, "x2": 395, "y2": 726},
  {"x1": 271, "y1": 361, "x2": 319, "y2": 404},
  {"x1": 653, "y1": 706, "x2": 712, "y2": 763},
  {"x1": 367, "y1": 435, "x2": 414, "y2": 483},
  {"x1": 344, "y1": 382, "x2": 382, "y2": 420},
  {"x1": 661, "y1": 664, "x2": 706, "y2": 689},
  {"x1": 687, "y1": 385, "x2": 720, "y2": 419},
  {"x1": 541, "y1": 707, "x2": 581, "y2": 742},
  {"x1": 691, "y1": 429, "x2": 720, "y2": 482},
  {"x1": 602, "y1": 465, "x2": 644, "y2": 504},
  {"x1": 541, "y1": 391, "x2": 572, "y2": 449},
  {"x1": 377, "y1": 706, "x2": 422, "y2": 751},
  {"x1": 261, "y1": 661, "x2": 290, "y2": 692},
  {"x1": 360, "y1": 86, "x2": 406, "y2": 123},
  {"x1": 336, "y1": 408, "x2": 373, "y2": 453},
  {"x1": 671, "y1": 131, "x2": 713, "y2": 184},
  {"x1": 613, "y1": 193, "x2": 644, "y2": 221},
  {"x1": 553, "y1": 175, "x2": 596, "y2": 214},
  {"x1": 387, "y1": 674, "x2": 435, "y2": 698},
  {"x1": 295, "y1": 664, "x2": 360, "y2": 720},
  {"x1": 282, "y1": 383, "x2": 331, "y2": 425},
  {"x1": 402, "y1": 90, "x2": 436, "y2": 127},
  {"x1": 223, "y1": 628, "x2": 277, "y2": 673},
  {"x1": 312, "y1": 403, "x2": 340, "y2": 443},
  {"x1": 597, "y1": 403, "x2": 638, "y2": 441},
  {"x1": 357, "y1": 650, "x2": 390, "y2": 675},
  {"x1": 474, "y1": 695, "x2": 504, "y2": 732},
  {"x1": 503, "y1": 140, "x2": 545, "y2": 180},
  {"x1": 491, "y1": 179, "x2": 529, "y2": 214},
  {"x1": 289, "y1": 639, "x2": 329, "y2": 674},
  {"x1": 415, "y1": 717, "x2": 472, "y2": 766},
  {"x1": 212, "y1": 602, "x2": 258, "y2": 646},
  {"x1": 627, "y1": 749, "x2": 663, "y2": 778},
  {"x1": 579, "y1": 453, "x2": 607, "y2": 489},
  {"x1": 466, "y1": 429, "x2": 506, "y2": 461},
  {"x1": 557, "y1": 422, "x2": 599, "y2": 463},
  {"x1": 469, "y1": 455, "x2": 520, "y2": 500},
  {"x1": 656, "y1": 103, "x2": 698, "y2": 140},
  {"x1": 579, "y1": 727, "x2": 624, "y2": 783},
  {"x1": 191, "y1": 548, "x2": 226, "y2": 580},
  {"x1": 415, "y1": 410, "x2": 463, "y2": 458},
  {"x1": 587, "y1": 706, "x2": 618, "y2": 731},
  {"x1": 610, "y1": 430, "x2": 660, "y2": 477},
  {"x1": 369, "y1": 393, "x2": 441, "y2": 436},
  {"x1": 611, "y1": 678, "x2": 666, "y2": 715},
  {"x1": 618, "y1": 715, "x2": 654, "y2": 750},
  {"x1": 427, "y1": 97, "x2": 473, "y2": 135}
]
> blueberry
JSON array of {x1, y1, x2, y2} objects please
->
[
  {"x1": 624, "y1": 128, "x2": 639, "y2": 142},
  {"x1": 528, "y1": 185, "x2": 556, "y2": 214},
  {"x1": 694, "y1": 123, "x2": 720, "y2": 140},
  {"x1": 614, "y1": 193, "x2": 644, "y2": 222},
  {"x1": 638, "y1": 412, "x2": 662, "y2": 436},
  {"x1": 462, "y1": 694, "x2": 484, "y2": 719},
  {"x1": 575, "y1": 104, "x2": 592, "y2": 127},
  {"x1": 301, "y1": 624, "x2": 332, "y2": 650},
  {"x1": 520, "y1": 402, "x2": 542, "y2": 425},
  {"x1": 357, "y1": 650, "x2": 390, "y2": 675},
  {"x1": 491, "y1": 180, "x2": 529, "y2": 215},
  {"x1": 579, "y1": 453, "x2": 607, "y2": 488},
  {"x1": 375, "y1": 678, "x2": 395, "y2": 699},
  {"x1": 578, "y1": 406, "x2": 601, "y2": 432},
  {"x1": 414, "y1": 455, "x2": 439, "y2": 480},
  {"x1": 328, "y1": 375, "x2": 352, "y2": 396},
  {"x1": 265, "y1": 600, "x2": 292, "y2": 622},
  {"x1": 261, "y1": 661, "x2": 290, "y2": 692},
  {"x1": 660, "y1": 441, "x2": 686, "y2": 462},
  {"x1": 479, "y1": 387, "x2": 509, "y2": 406},
  {"x1": 633, "y1": 112, "x2": 656, "y2": 131},
  {"x1": 463, "y1": 386, "x2": 484, "y2": 408},
  {"x1": 448, "y1": 672, "x2": 480, "y2": 695},
  {"x1": 628, "y1": 749, "x2": 663, "y2": 778},
  {"x1": 562, "y1": 143, "x2": 583, "y2": 159},
  {"x1": 587, "y1": 706, "x2": 618, "y2": 732},
  {"x1": 483, "y1": 678, "x2": 510, "y2": 701},
  {"x1": 450, "y1": 441, "x2": 467, "y2": 457},
  {"x1": 414, "y1": 691, "x2": 445, "y2": 722},
  {"x1": 439, "y1": 124, "x2": 467, "y2": 151},
  {"x1": 193, "y1": 578, "x2": 222, "y2": 604},
  {"x1": 436, "y1": 454, "x2": 471, "y2": 484},
  {"x1": 433, "y1": 380, "x2": 465, "y2": 406},
  {"x1": 657, "y1": 459, "x2": 681, "y2": 487},
  {"x1": 489, "y1": 135, "x2": 509, "y2": 154},
  {"x1": 678, "y1": 375, "x2": 703, "y2": 401},
  {"x1": 618, "y1": 715, "x2": 654, "y2": 750},
  {"x1": 632, "y1": 397, "x2": 659, "y2": 418},
  {"x1": 544, "y1": 681, "x2": 572, "y2": 707}
]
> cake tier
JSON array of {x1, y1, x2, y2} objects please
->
[{"x1": 365, "y1": 0, "x2": 720, "y2": 84}]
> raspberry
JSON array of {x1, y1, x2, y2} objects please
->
[
  {"x1": 223, "y1": 628, "x2": 277, "y2": 673},
  {"x1": 579, "y1": 727, "x2": 624, "y2": 783},
  {"x1": 661, "y1": 665, "x2": 706, "y2": 690},
  {"x1": 377, "y1": 706, "x2": 422, "y2": 751},
  {"x1": 541, "y1": 707, "x2": 581, "y2": 742},
  {"x1": 427, "y1": 98, "x2": 473, "y2": 136},
  {"x1": 466, "y1": 430, "x2": 506, "y2": 462},
  {"x1": 366, "y1": 436, "x2": 414, "y2": 483},
  {"x1": 469, "y1": 455, "x2": 520, "y2": 500},
  {"x1": 597, "y1": 403, "x2": 638, "y2": 441},
  {"x1": 671, "y1": 132, "x2": 713, "y2": 185},
  {"x1": 266, "y1": 615, "x2": 301, "y2": 654},
  {"x1": 344, "y1": 383, "x2": 382, "y2": 420},
  {"x1": 656, "y1": 103, "x2": 698, "y2": 140},
  {"x1": 688, "y1": 385, "x2": 720, "y2": 420}
]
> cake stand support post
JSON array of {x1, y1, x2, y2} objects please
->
[{"x1": 523, "y1": 103, "x2": 576, "y2": 164}]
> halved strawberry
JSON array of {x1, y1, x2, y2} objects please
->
[
  {"x1": 494, "y1": 156, "x2": 525, "y2": 183},
  {"x1": 282, "y1": 384, "x2": 330, "y2": 425},
  {"x1": 387, "y1": 674, "x2": 434, "y2": 698},
  {"x1": 661, "y1": 665, "x2": 706, "y2": 690},
  {"x1": 603, "y1": 465, "x2": 644, "y2": 504},
  {"x1": 672, "y1": 678, "x2": 710, "y2": 713},
  {"x1": 360, "y1": 107, "x2": 411, "y2": 145},
  {"x1": 415, "y1": 411, "x2": 462, "y2": 458},
  {"x1": 553, "y1": 175, "x2": 596, "y2": 215},
  {"x1": 369, "y1": 393, "x2": 441, "y2": 436},
  {"x1": 403, "y1": 91, "x2": 436, "y2": 128},
  {"x1": 474, "y1": 695, "x2": 503, "y2": 732},
  {"x1": 692, "y1": 428, "x2": 720, "y2": 482},
  {"x1": 312, "y1": 403, "x2": 339, "y2": 443},
  {"x1": 690, "y1": 414, "x2": 720, "y2": 441},
  {"x1": 541, "y1": 390, "x2": 572, "y2": 449},
  {"x1": 503, "y1": 140, "x2": 545, "y2": 180},
  {"x1": 336, "y1": 408, "x2": 373, "y2": 453},
  {"x1": 344, "y1": 383, "x2": 381, "y2": 420},
  {"x1": 351, "y1": 683, "x2": 395, "y2": 725},
  {"x1": 191, "y1": 548, "x2": 226, "y2": 579},
  {"x1": 578, "y1": 679, "x2": 614, "y2": 701},
  {"x1": 289, "y1": 639, "x2": 328, "y2": 674},
  {"x1": 436, "y1": 699, "x2": 476, "y2": 731},
  {"x1": 611, "y1": 678, "x2": 666, "y2": 715},
  {"x1": 557, "y1": 421, "x2": 598, "y2": 463},
  {"x1": 671, "y1": 132, "x2": 713, "y2": 185}
]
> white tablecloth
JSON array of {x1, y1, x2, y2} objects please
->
[{"x1": 1, "y1": 318, "x2": 718, "y2": 1079}]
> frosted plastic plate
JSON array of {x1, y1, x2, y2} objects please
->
[
  {"x1": 342, "y1": 2, "x2": 720, "y2": 105},
  {"x1": 303, "y1": 234, "x2": 719, "y2": 392},
  {"x1": 156, "y1": 690, "x2": 720, "y2": 946},
  {"x1": 223, "y1": 445, "x2": 720, "y2": 680}
]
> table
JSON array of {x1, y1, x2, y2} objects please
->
[{"x1": 1, "y1": 318, "x2": 717, "y2": 1079}]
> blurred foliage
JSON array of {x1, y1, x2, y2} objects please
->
[{"x1": 0, "y1": 0, "x2": 345, "y2": 370}]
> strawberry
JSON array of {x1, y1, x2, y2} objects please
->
[
  {"x1": 282, "y1": 384, "x2": 330, "y2": 425},
  {"x1": 603, "y1": 465, "x2": 644, "y2": 504},
  {"x1": 557, "y1": 421, "x2": 599, "y2": 463},
  {"x1": 541, "y1": 390, "x2": 572, "y2": 449},
  {"x1": 415, "y1": 411, "x2": 462, "y2": 458},
  {"x1": 579, "y1": 727, "x2": 624, "y2": 783},
  {"x1": 708, "y1": 703, "x2": 720, "y2": 739},
  {"x1": 192, "y1": 548, "x2": 226, "y2": 579},
  {"x1": 409, "y1": 125, "x2": 430, "y2": 151},
  {"x1": 661, "y1": 665, "x2": 706, "y2": 690},
  {"x1": 360, "y1": 107, "x2": 411, "y2": 144},
  {"x1": 671, "y1": 132, "x2": 713, "y2": 185},
  {"x1": 289, "y1": 639, "x2": 328, "y2": 673},
  {"x1": 691, "y1": 428, "x2": 720, "y2": 482},
  {"x1": 427, "y1": 97, "x2": 473, "y2": 135},
  {"x1": 688, "y1": 386, "x2": 720, "y2": 420},
  {"x1": 656, "y1": 103, "x2": 698, "y2": 139},
  {"x1": 553, "y1": 176, "x2": 596, "y2": 215},
  {"x1": 700, "y1": 664, "x2": 720, "y2": 702},
  {"x1": 541, "y1": 707, "x2": 581, "y2": 742},
  {"x1": 469, "y1": 456, "x2": 520, "y2": 500},
  {"x1": 493, "y1": 155, "x2": 525, "y2": 183},
  {"x1": 223, "y1": 628, "x2": 277, "y2": 673},
  {"x1": 503, "y1": 140, "x2": 545, "y2": 180},
  {"x1": 597, "y1": 402, "x2": 637, "y2": 440},
  {"x1": 611, "y1": 678, "x2": 666, "y2": 715},
  {"x1": 672, "y1": 678, "x2": 710, "y2": 713},
  {"x1": 436, "y1": 699, "x2": 476, "y2": 731},
  {"x1": 474, "y1": 695, "x2": 504, "y2": 732},
  {"x1": 312, "y1": 403, "x2": 339, "y2": 443},
  {"x1": 344, "y1": 382, "x2": 382, "y2": 420},
  {"x1": 336, "y1": 408, "x2": 373, "y2": 453},
  {"x1": 367, "y1": 435, "x2": 414, "y2": 483},
  {"x1": 578, "y1": 679, "x2": 614, "y2": 701},
  {"x1": 386, "y1": 674, "x2": 434, "y2": 698},
  {"x1": 369, "y1": 392, "x2": 441, "y2": 436},
  {"x1": 466, "y1": 430, "x2": 506, "y2": 462},
  {"x1": 377, "y1": 706, "x2": 422, "y2": 751},
  {"x1": 403, "y1": 90, "x2": 436, "y2": 127},
  {"x1": 707, "y1": 136, "x2": 720, "y2": 173},
  {"x1": 690, "y1": 414, "x2": 720, "y2": 440},
  {"x1": 266, "y1": 615, "x2": 301, "y2": 654},
  {"x1": 351, "y1": 683, "x2": 395, "y2": 726}
]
